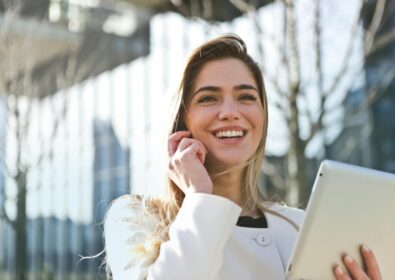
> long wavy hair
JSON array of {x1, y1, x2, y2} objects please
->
[
  {"x1": 105, "y1": 35, "x2": 297, "y2": 271},
  {"x1": 136, "y1": 33, "x2": 273, "y2": 264},
  {"x1": 166, "y1": 34, "x2": 269, "y2": 213}
]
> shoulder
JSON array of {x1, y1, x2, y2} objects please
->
[
  {"x1": 271, "y1": 203, "x2": 304, "y2": 222},
  {"x1": 264, "y1": 202, "x2": 305, "y2": 230},
  {"x1": 105, "y1": 194, "x2": 145, "y2": 225},
  {"x1": 104, "y1": 194, "x2": 165, "y2": 273},
  {"x1": 105, "y1": 194, "x2": 164, "y2": 229},
  {"x1": 263, "y1": 203, "x2": 305, "y2": 265}
]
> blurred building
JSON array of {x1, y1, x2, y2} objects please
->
[
  {"x1": 88, "y1": 119, "x2": 131, "y2": 276},
  {"x1": 364, "y1": 0, "x2": 395, "y2": 172},
  {"x1": 0, "y1": 0, "x2": 151, "y2": 98},
  {"x1": 328, "y1": 0, "x2": 395, "y2": 173},
  {"x1": 0, "y1": 0, "x2": 275, "y2": 276},
  {"x1": 0, "y1": 97, "x2": 12, "y2": 276},
  {"x1": 1, "y1": 119, "x2": 129, "y2": 279}
]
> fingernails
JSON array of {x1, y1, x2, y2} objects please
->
[
  {"x1": 362, "y1": 244, "x2": 370, "y2": 253},
  {"x1": 344, "y1": 254, "x2": 353, "y2": 264},
  {"x1": 335, "y1": 266, "x2": 345, "y2": 275}
]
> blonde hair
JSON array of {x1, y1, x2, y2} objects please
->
[
  {"x1": 167, "y1": 34, "x2": 269, "y2": 212},
  {"x1": 105, "y1": 35, "x2": 297, "y2": 273},
  {"x1": 142, "y1": 34, "x2": 273, "y2": 250}
]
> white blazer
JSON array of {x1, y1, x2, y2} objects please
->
[{"x1": 105, "y1": 193, "x2": 304, "y2": 280}]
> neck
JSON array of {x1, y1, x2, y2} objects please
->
[
  {"x1": 211, "y1": 168, "x2": 245, "y2": 207},
  {"x1": 210, "y1": 168, "x2": 262, "y2": 217}
]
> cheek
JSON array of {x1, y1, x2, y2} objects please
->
[
  {"x1": 248, "y1": 107, "x2": 265, "y2": 127},
  {"x1": 184, "y1": 118, "x2": 205, "y2": 140},
  {"x1": 249, "y1": 110, "x2": 265, "y2": 143},
  {"x1": 185, "y1": 108, "x2": 211, "y2": 132}
]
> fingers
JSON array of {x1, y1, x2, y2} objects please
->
[
  {"x1": 167, "y1": 139, "x2": 212, "y2": 194},
  {"x1": 177, "y1": 139, "x2": 207, "y2": 164},
  {"x1": 168, "y1": 131, "x2": 192, "y2": 156},
  {"x1": 333, "y1": 258, "x2": 368, "y2": 280},
  {"x1": 168, "y1": 131, "x2": 207, "y2": 161},
  {"x1": 178, "y1": 137, "x2": 207, "y2": 153},
  {"x1": 333, "y1": 246, "x2": 382, "y2": 280},
  {"x1": 169, "y1": 142, "x2": 203, "y2": 169},
  {"x1": 167, "y1": 131, "x2": 212, "y2": 194},
  {"x1": 194, "y1": 144, "x2": 206, "y2": 164},
  {"x1": 361, "y1": 245, "x2": 382, "y2": 280},
  {"x1": 342, "y1": 254, "x2": 369, "y2": 280},
  {"x1": 188, "y1": 143, "x2": 206, "y2": 164},
  {"x1": 334, "y1": 265, "x2": 352, "y2": 280}
]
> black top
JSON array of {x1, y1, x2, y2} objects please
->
[{"x1": 236, "y1": 215, "x2": 268, "y2": 228}]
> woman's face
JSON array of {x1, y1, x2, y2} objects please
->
[{"x1": 183, "y1": 58, "x2": 265, "y2": 170}]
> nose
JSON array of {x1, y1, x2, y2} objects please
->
[{"x1": 218, "y1": 99, "x2": 240, "y2": 120}]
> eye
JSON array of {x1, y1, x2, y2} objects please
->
[
  {"x1": 239, "y1": 94, "x2": 258, "y2": 101},
  {"x1": 197, "y1": 95, "x2": 217, "y2": 103}
]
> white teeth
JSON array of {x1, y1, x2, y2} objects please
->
[{"x1": 215, "y1": 130, "x2": 244, "y2": 138}]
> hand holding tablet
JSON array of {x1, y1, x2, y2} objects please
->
[
  {"x1": 333, "y1": 245, "x2": 382, "y2": 280},
  {"x1": 286, "y1": 160, "x2": 395, "y2": 280}
]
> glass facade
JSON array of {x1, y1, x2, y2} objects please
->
[{"x1": 329, "y1": 0, "x2": 395, "y2": 173}]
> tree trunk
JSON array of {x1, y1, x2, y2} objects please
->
[
  {"x1": 286, "y1": 83, "x2": 309, "y2": 207},
  {"x1": 15, "y1": 171, "x2": 27, "y2": 280},
  {"x1": 287, "y1": 138, "x2": 309, "y2": 207},
  {"x1": 289, "y1": 90, "x2": 309, "y2": 207},
  {"x1": 284, "y1": 0, "x2": 309, "y2": 207}
]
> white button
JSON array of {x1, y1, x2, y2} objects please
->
[{"x1": 255, "y1": 232, "x2": 272, "y2": 247}]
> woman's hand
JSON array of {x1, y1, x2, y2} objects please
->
[
  {"x1": 168, "y1": 131, "x2": 213, "y2": 195},
  {"x1": 333, "y1": 245, "x2": 382, "y2": 280}
]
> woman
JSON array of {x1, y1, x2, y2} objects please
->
[{"x1": 104, "y1": 35, "x2": 381, "y2": 279}]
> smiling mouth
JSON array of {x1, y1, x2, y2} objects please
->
[{"x1": 215, "y1": 130, "x2": 246, "y2": 139}]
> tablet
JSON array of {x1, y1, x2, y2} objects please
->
[{"x1": 286, "y1": 160, "x2": 395, "y2": 280}]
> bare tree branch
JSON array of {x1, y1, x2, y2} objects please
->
[
  {"x1": 337, "y1": 124, "x2": 374, "y2": 162},
  {"x1": 364, "y1": 65, "x2": 395, "y2": 106},
  {"x1": 323, "y1": 0, "x2": 364, "y2": 98},
  {"x1": 283, "y1": 0, "x2": 301, "y2": 138},
  {"x1": 231, "y1": 0, "x2": 393, "y2": 206},
  {"x1": 228, "y1": 0, "x2": 254, "y2": 13},
  {"x1": 306, "y1": 0, "x2": 389, "y2": 148},
  {"x1": 3, "y1": 154, "x2": 16, "y2": 180},
  {"x1": 1, "y1": 200, "x2": 14, "y2": 227},
  {"x1": 33, "y1": 84, "x2": 69, "y2": 168},
  {"x1": 327, "y1": 60, "x2": 395, "y2": 113},
  {"x1": 283, "y1": 0, "x2": 310, "y2": 206},
  {"x1": 364, "y1": 0, "x2": 386, "y2": 53},
  {"x1": 281, "y1": 0, "x2": 301, "y2": 93},
  {"x1": 228, "y1": 0, "x2": 290, "y2": 118},
  {"x1": 370, "y1": 26, "x2": 395, "y2": 53},
  {"x1": 170, "y1": 0, "x2": 194, "y2": 18},
  {"x1": 302, "y1": 0, "x2": 325, "y2": 147},
  {"x1": 264, "y1": 70, "x2": 289, "y2": 100}
]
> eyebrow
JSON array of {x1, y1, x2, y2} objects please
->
[
  {"x1": 234, "y1": 84, "x2": 258, "y2": 92},
  {"x1": 193, "y1": 84, "x2": 258, "y2": 96}
]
